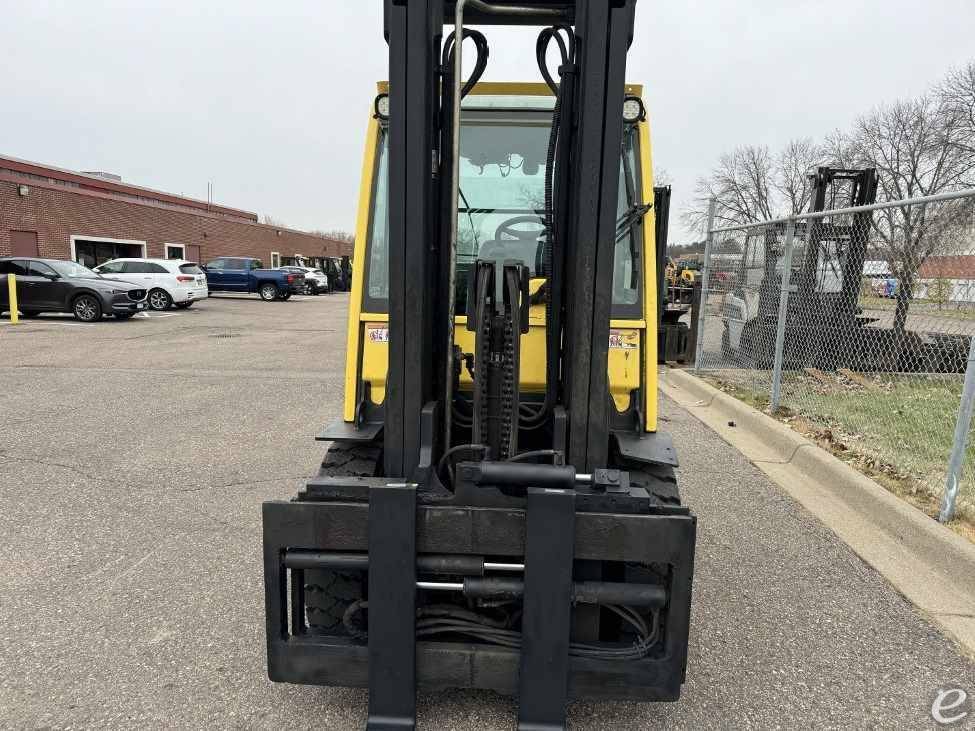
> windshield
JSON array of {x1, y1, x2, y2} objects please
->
[
  {"x1": 455, "y1": 118, "x2": 548, "y2": 276},
  {"x1": 364, "y1": 109, "x2": 644, "y2": 317},
  {"x1": 51, "y1": 261, "x2": 99, "y2": 278}
]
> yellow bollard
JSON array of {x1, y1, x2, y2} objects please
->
[{"x1": 7, "y1": 273, "x2": 18, "y2": 325}]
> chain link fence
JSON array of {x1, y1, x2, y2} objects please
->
[{"x1": 694, "y1": 189, "x2": 975, "y2": 523}]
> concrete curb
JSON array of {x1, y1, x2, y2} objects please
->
[{"x1": 661, "y1": 367, "x2": 975, "y2": 658}]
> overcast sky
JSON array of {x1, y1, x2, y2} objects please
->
[{"x1": 2, "y1": 1, "x2": 974, "y2": 243}]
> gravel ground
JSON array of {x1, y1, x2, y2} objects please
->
[{"x1": 0, "y1": 293, "x2": 972, "y2": 729}]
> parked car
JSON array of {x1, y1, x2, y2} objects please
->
[
  {"x1": 94, "y1": 258, "x2": 208, "y2": 311},
  {"x1": 0, "y1": 257, "x2": 148, "y2": 322},
  {"x1": 870, "y1": 277, "x2": 899, "y2": 299},
  {"x1": 280, "y1": 265, "x2": 329, "y2": 295},
  {"x1": 203, "y1": 257, "x2": 305, "y2": 301}
]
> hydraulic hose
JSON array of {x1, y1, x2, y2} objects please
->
[
  {"x1": 520, "y1": 24, "x2": 577, "y2": 429},
  {"x1": 441, "y1": 29, "x2": 489, "y2": 100}
]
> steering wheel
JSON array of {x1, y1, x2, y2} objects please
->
[{"x1": 494, "y1": 215, "x2": 547, "y2": 241}]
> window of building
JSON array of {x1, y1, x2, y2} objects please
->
[
  {"x1": 165, "y1": 244, "x2": 185, "y2": 260},
  {"x1": 71, "y1": 237, "x2": 146, "y2": 267},
  {"x1": 270, "y1": 252, "x2": 281, "y2": 268}
]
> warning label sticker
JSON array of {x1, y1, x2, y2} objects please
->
[
  {"x1": 609, "y1": 329, "x2": 638, "y2": 350},
  {"x1": 367, "y1": 325, "x2": 389, "y2": 343}
]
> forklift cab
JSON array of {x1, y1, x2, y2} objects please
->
[{"x1": 348, "y1": 81, "x2": 662, "y2": 426}]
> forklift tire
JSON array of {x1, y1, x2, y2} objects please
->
[
  {"x1": 304, "y1": 442, "x2": 382, "y2": 634},
  {"x1": 305, "y1": 571, "x2": 363, "y2": 633},
  {"x1": 316, "y1": 441, "x2": 383, "y2": 479},
  {"x1": 721, "y1": 327, "x2": 733, "y2": 358},
  {"x1": 613, "y1": 455, "x2": 682, "y2": 506}
]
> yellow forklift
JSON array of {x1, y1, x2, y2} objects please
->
[{"x1": 262, "y1": 2, "x2": 695, "y2": 728}]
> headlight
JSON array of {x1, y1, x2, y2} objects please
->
[
  {"x1": 374, "y1": 93, "x2": 389, "y2": 121},
  {"x1": 622, "y1": 95, "x2": 645, "y2": 123}
]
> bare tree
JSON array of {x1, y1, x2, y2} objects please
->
[
  {"x1": 654, "y1": 167, "x2": 673, "y2": 187},
  {"x1": 682, "y1": 139, "x2": 822, "y2": 233},
  {"x1": 831, "y1": 93, "x2": 973, "y2": 334},
  {"x1": 939, "y1": 62, "x2": 975, "y2": 195},
  {"x1": 775, "y1": 138, "x2": 821, "y2": 215},
  {"x1": 939, "y1": 61, "x2": 975, "y2": 162},
  {"x1": 312, "y1": 229, "x2": 356, "y2": 244},
  {"x1": 262, "y1": 214, "x2": 287, "y2": 227}
]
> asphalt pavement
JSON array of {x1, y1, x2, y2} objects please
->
[{"x1": 0, "y1": 293, "x2": 972, "y2": 729}]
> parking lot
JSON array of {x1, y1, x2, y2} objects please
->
[{"x1": 2, "y1": 293, "x2": 974, "y2": 729}]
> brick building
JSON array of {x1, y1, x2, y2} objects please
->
[{"x1": 0, "y1": 155, "x2": 351, "y2": 269}]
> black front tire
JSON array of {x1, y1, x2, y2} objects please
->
[
  {"x1": 72, "y1": 294, "x2": 103, "y2": 322},
  {"x1": 304, "y1": 443, "x2": 381, "y2": 634}
]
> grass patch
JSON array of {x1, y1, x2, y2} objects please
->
[
  {"x1": 701, "y1": 371, "x2": 975, "y2": 538},
  {"x1": 860, "y1": 295, "x2": 975, "y2": 322}
]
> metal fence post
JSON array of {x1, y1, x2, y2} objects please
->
[
  {"x1": 940, "y1": 335, "x2": 975, "y2": 523},
  {"x1": 770, "y1": 218, "x2": 796, "y2": 411},
  {"x1": 693, "y1": 198, "x2": 717, "y2": 372}
]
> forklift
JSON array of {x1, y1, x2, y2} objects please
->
[
  {"x1": 720, "y1": 167, "x2": 880, "y2": 366},
  {"x1": 720, "y1": 166, "x2": 971, "y2": 373},
  {"x1": 323, "y1": 256, "x2": 353, "y2": 292},
  {"x1": 262, "y1": 2, "x2": 695, "y2": 728}
]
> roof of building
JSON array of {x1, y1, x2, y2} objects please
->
[
  {"x1": 918, "y1": 255, "x2": 975, "y2": 280},
  {"x1": 0, "y1": 153, "x2": 258, "y2": 221},
  {"x1": 862, "y1": 260, "x2": 892, "y2": 277}
]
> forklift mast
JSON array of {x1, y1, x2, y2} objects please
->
[{"x1": 383, "y1": 0, "x2": 636, "y2": 477}]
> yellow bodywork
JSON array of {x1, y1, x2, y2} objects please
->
[
  {"x1": 343, "y1": 82, "x2": 660, "y2": 432},
  {"x1": 667, "y1": 258, "x2": 700, "y2": 287}
]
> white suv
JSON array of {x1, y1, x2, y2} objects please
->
[
  {"x1": 95, "y1": 258, "x2": 208, "y2": 310},
  {"x1": 280, "y1": 265, "x2": 329, "y2": 295}
]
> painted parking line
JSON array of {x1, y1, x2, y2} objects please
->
[
  {"x1": 2, "y1": 311, "x2": 182, "y2": 326},
  {"x1": 0, "y1": 320, "x2": 91, "y2": 327}
]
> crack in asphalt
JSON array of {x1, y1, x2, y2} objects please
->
[
  {"x1": 175, "y1": 475, "x2": 308, "y2": 493},
  {"x1": 0, "y1": 451, "x2": 307, "y2": 497},
  {"x1": 0, "y1": 453, "x2": 105, "y2": 483}
]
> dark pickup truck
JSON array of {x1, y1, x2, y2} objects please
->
[{"x1": 204, "y1": 257, "x2": 304, "y2": 301}]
